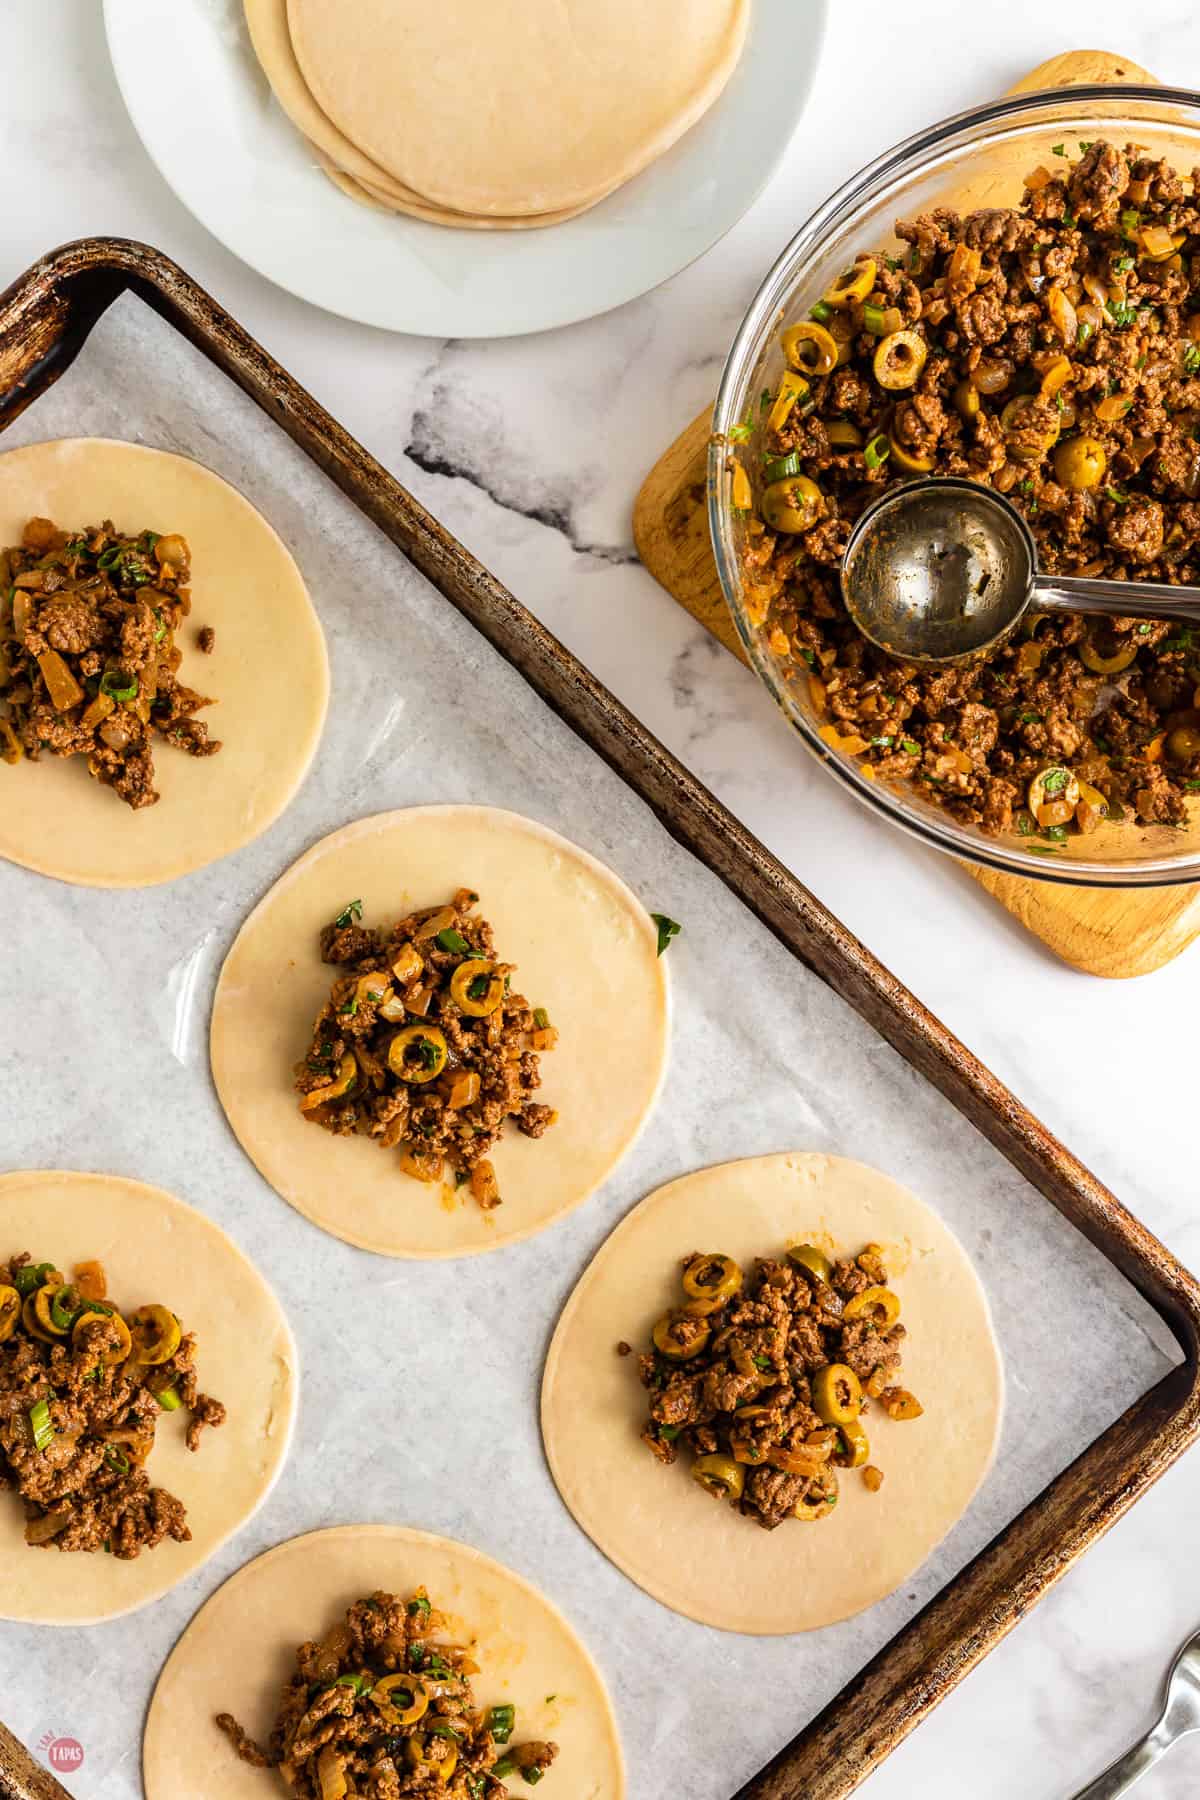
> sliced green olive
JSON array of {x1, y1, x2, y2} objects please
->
[
  {"x1": 72, "y1": 1309, "x2": 133, "y2": 1366},
  {"x1": 1028, "y1": 765, "x2": 1080, "y2": 822},
  {"x1": 33, "y1": 1278, "x2": 69, "y2": 1339},
  {"x1": 449, "y1": 958, "x2": 505, "y2": 1017},
  {"x1": 129, "y1": 1304, "x2": 182, "y2": 1366},
  {"x1": 1167, "y1": 726, "x2": 1200, "y2": 763},
  {"x1": 873, "y1": 329, "x2": 927, "y2": 391},
  {"x1": 387, "y1": 1025, "x2": 448, "y2": 1084},
  {"x1": 767, "y1": 370, "x2": 810, "y2": 434},
  {"x1": 651, "y1": 1311, "x2": 710, "y2": 1361},
  {"x1": 1053, "y1": 435, "x2": 1107, "y2": 492},
  {"x1": 888, "y1": 434, "x2": 935, "y2": 474},
  {"x1": 836, "y1": 1418, "x2": 871, "y2": 1469},
  {"x1": 761, "y1": 475, "x2": 824, "y2": 534},
  {"x1": 823, "y1": 257, "x2": 877, "y2": 307},
  {"x1": 373, "y1": 1674, "x2": 429, "y2": 1727},
  {"x1": 792, "y1": 1471, "x2": 839, "y2": 1520},
  {"x1": 812, "y1": 1362, "x2": 863, "y2": 1425},
  {"x1": 842, "y1": 1285, "x2": 901, "y2": 1327},
  {"x1": 782, "y1": 320, "x2": 839, "y2": 377},
  {"x1": 1000, "y1": 394, "x2": 1060, "y2": 460},
  {"x1": 681, "y1": 1254, "x2": 742, "y2": 1313},
  {"x1": 787, "y1": 1244, "x2": 833, "y2": 1284},
  {"x1": 22, "y1": 1293, "x2": 58, "y2": 1345},
  {"x1": 299, "y1": 1052, "x2": 358, "y2": 1112},
  {"x1": 0, "y1": 1285, "x2": 19, "y2": 1343},
  {"x1": 1079, "y1": 632, "x2": 1136, "y2": 675},
  {"x1": 825, "y1": 420, "x2": 864, "y2": 450},
  {"x1": 953, "y1": 378, "x2": 980, "y2": 420},
  {"x1": 690, "y1": 1453, "x2": 745, "y2": 1500}
]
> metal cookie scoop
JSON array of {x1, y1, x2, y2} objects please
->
[
  {"x1": 841, "y1": 476, "x2": 1200, "y2": 667},
  {"x1": 1069, "y1": 1628, "x2": 1200, "y2": 1797}
]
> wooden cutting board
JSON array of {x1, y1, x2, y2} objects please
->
[{"x1": 634, "y1": 49, "x2": 1200, "y2": 980}]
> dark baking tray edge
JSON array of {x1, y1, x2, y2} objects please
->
[{"x1": 0, "y1": 237, "x2": 1197, "y2": 1800}]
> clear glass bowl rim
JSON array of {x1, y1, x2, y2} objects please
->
[{"x1": 710, "y1": 82, "x2": 1200, "y2": 888}]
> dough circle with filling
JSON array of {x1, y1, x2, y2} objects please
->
[
  {"x1": 211, "y1": 807, "x2": 670, "y2": 1258},
  {"x1": 0, "y1": 439, "x2": 328, "y2": 888},
  {"x1": 143, "y1": 1525, "x2": 626, "y2": 1798},
  {"x1": 542, "y1": 1152, "x2": 1003, "y2": 1634},
  {"x1": 0, "y1": 1170, "x2": 297, "y2": 1626}
]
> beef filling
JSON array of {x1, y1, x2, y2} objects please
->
[
  {"x1": 637, "y1": 1243, "x2": 921, "y2": 1528},
  {"x1": 0, "y1": 517, "x2": 220, "y2": 809},
  {"x1": 0, "y1": 1252, "x2": 224, "y2": 1557},
  {"x1": 217, "y1": 1586, "x2": 558, "y2": 1797},
  {"x1": 744, "y1": 141, "x2": 1200, "y2": 846},
  {"x1": 297, "y1": 889, "x2": 558, "y2": 1210}
]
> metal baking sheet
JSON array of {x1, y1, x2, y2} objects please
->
[{"x1": 0, "y1": 290, "x2": 1180, "y2": 1799}]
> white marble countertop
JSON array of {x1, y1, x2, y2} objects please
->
[{"x1": 3, "y1": 2, "x2": 1200, "y2": 1795}]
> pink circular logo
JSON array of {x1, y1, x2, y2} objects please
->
[{"x1": 48, "y1": 1739, "x2": 84, "y2": 1772}]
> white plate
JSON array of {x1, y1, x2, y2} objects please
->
[{"x1": 103, "y1": 0, "x2": 828, "y2": 338}]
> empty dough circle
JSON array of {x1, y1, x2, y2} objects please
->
[
  {"x1": 313, "y1": 146, "x2": 619, "y2": 230},
  {"x1": 246, "y1": 0, "x2": 625, "y2": 228},
  {"x1": 0, "y1": 439, "x2": 328, "y2": 888},
  {"x1": 143, "y1": 1525, "x2": 625, "y2": 1798},
  {"x1": 286, "y1": 0, "x2": 751, "y2": 216},
  {"x1": 211, "y1": 807, "x2": 670, "y2": 1258},
  {"x1": 0, "y1": 1170, "x2": 298, "y2": 1626},
  {"x1": 542, "y1": 1153, "x2": 1003, "y2": 1635}
]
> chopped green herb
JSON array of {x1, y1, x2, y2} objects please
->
[
  {"x1": 753, "y1": 1355, "x2": 773, "y2": 1372},
  {"x1": 1114, "y1": 254, "x2": 1135, "y2": 272},
  {"x1": 1062, "y1": 210, "x2": 1077, "y2": 229},
  {"x1": 1041, "y1": 824, "x2": 1069, "y2": 842},
  {"x1": 29, "y1": 1400, "x2": 54, "y2": 1452},
  {"x1": 1105, "y1": 298, "x2": 1138, "y2": 329},
  {"x1": 1138, "y1": 622, "x2": 1152, "y2": 635},
  {"x1": 488, "y1": 1704, "x2": 516, "y2": 1744},
  {"x1": 435, "y1": 927, "x2": 471, "y2": 955},
  {"x1": 407, "y1": 1595, "x2": 432, "y2": 1621},
  {"x1": 1018, "y1": 710, "x2": 1044, "y2": 724},
  {"x1": 1076, "y1": 320, "x2": 1093, "y2": 347},
  {"x1": 864, "y1": 433, "x2": 891, "y2": 471},
  {"x1": 1041, "y1": 768, "x2": 1068, "y2": 796},
  {"x1": 103, "y1": 1445, "x2": 130, "y2": 1474},
  {"x1": 899, "y1": 737, "x2": 921, "y2": 757},
  {"x1": 1104, "y1": 486, "x2": 1129, "y2": 504},
  {"x1": 1184, "y1": 345, "x2": 1200, "y2": 376},
  {"x1": 659, "y1": 1424, "x2": 680, "y2": 1441},
  {"x1": 467, "y1": 974, "x2": 489, "y2": 1000},
  {"x1": 758, "y1": 388, "x2": 772, "y2": 414},
  {"x1": 651, "y1": 913, "x2": 681, "y2": 957},
  {"x1": 154, "y1": 1385, "x2": 182, "y2": 1411},
  {"x1": 99, "y1": 668, "x2": 138, "y2": 702},
  {"x1": 1051, "y1": 143, "x2": 1065, "y2": 157},
  {"x1": 334, "y1": 1673, "x2": 374, "y2": 1697},
  {"x1": 334, "y1": 899, "x2": 363, "y2": 928},
  {"x1": 1185, "y1": 780, "x2": 1200, "y2": 792},
  {"x1": 533, "y1": 1007, "x2": 550, "y2": 1029},
  {"x1": 727, "y1": 423, "x2": 753, "y2": 444},
  {"x1": 338, "y1": 997, "x2": 359, "y2": 1017},
  {"x1": 1119, "y1": 206, "x2": 1141, "y2": 240},
  {"x1": 868, "y1": 734, "x2": 894, "y2": 747}
]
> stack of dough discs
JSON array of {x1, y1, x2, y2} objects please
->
[{"x1": 245, "y1": 0, "x2": 750, "y2": 228}]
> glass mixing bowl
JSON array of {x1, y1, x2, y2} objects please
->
[{"x1": 710, "y1": 85, "x2": 1200, "y2": 886}]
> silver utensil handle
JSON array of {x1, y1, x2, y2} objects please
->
[
  {"x1": 1034, "y1": 574, "x2": 1200, "y2": 626},
  {"x1": 1069, "y1": 1721, "x2": 1171, "y2": 1798}
]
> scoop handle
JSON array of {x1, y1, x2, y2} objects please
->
[{"x1": 1034, "y1": 573, "x2": 1200, "y2": 626}]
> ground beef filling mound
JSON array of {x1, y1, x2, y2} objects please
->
[
  {"x1": 296, "y1": 889, "x2": 558, "y2": 1210},
  {"x1": 217, "y1": 1587, "x2": 558, "y2": 1797},
  {"x1": 0, "y1": 1253, "x2": 225, "y2": 1557},
  {"x1": 0, "y1": 516, "x2": 220, "y2": 809},
  {"x1": 636, "y1": 1244, "x2": 922, "y2": 1528},
  {"x1": 744, "y1": 140, "x2": 1200, "y2": 844}
]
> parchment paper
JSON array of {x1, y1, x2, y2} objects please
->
[{"x1": 0, "y1": 294, "x2": 1177, "y2": 1799}]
